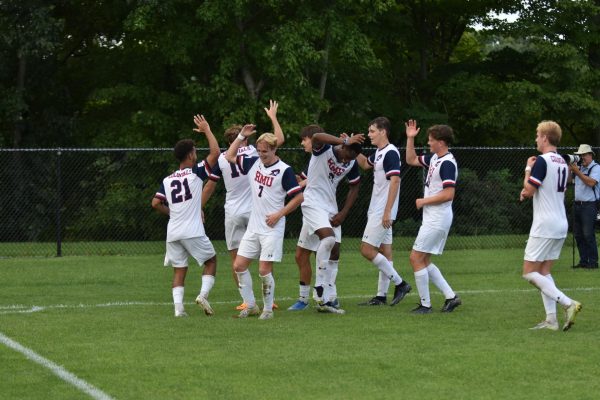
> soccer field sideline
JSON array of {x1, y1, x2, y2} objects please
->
[{"x1": 1, "y1": 285, "x2": 598, "y2": 315}]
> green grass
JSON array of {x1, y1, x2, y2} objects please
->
[{"x1": 1, "y1": 247, "x2": 598, "y2": 399}]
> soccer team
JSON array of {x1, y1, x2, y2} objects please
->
[{"x1": 151, "y1": 102, "x2": 582, "y2": 330}]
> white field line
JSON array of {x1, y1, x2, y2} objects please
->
[
  {"x1": 0, "y1": 286, "x2": 598, "y2": 315},
  {"x1": 0, "y1": 331, "x2": 115, "y2": 400}
]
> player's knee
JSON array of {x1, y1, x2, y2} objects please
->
[{"x1": 320, "y1": 236, "x2": 336, "y2": 253}]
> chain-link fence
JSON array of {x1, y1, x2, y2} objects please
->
[{"x1": 0, "y1": 146, "x2": 593, "y2": 257}]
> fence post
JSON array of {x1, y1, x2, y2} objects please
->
[{"x1": 56, "y1": 148, "x2": 62, "y2": 257}]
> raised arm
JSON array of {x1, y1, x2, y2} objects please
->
[
  {"x1": 405, "y1": 119, "x2": 421, "y2": 167},
  {"x1": 312, "y1": 132, "x2": 365, "y2": 147},
  {"x1": 264, "y1": 100, "x2": 285, "y2": 147},
  {"x1": 224, "y1": 124, "x2": 256, "y2": 163},
  {"x1": 193, "y1": 114, "x2": 220, "y2": 167}
]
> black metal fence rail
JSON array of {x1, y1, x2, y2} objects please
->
[{"x1": 0, "y1": 146, "x2": 593, "y2": 257}]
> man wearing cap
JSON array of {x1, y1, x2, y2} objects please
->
[{"x1": 570, "y1": 144, "x2": 600, "y2": 269}]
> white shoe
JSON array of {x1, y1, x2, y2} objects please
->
[
  {"x1": 563, "y1": 301, "x2": 582, "y2": 331},
  {"x1": 529, "y1": 320, "x2": 559, "y2": 331},
  {"x1": 316, "y1": 301, "x2": 346, "y2": 315},
  {"x1": 235, "y1": 304, "x2": 260, "y2": 318},
  {"x1": 195, "y1": 295, "x2": 214, "y2": 316},
  {"x1": 175, "y1": 310, "x2": 188, "y2": 318},
  {"x1": 259, "y1": 310, "x2": 274, "y2": 320}
]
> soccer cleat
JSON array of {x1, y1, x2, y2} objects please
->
[
  {"x1": 411, "y1": 303, "x2": 432, "y2": 314},
  {"x1": 259, "y1": 310, "x2": 274, "y2": 320},
  {"x1": 441, "y1": 296, "x2": 462, "y2": 313},
  {"x1": 529, "y1": 320, "x2": 559, "y2": 331},
  {"x1": 235, "y1": 303, "x2": 248, "y2": 311},
  {"x1": 287, "y1": 300, "x2": 309, "y2": 311},
  {"x1": 317, "y1": 301, "x2": 346, "y2": 314},
  {"x1": 390, "y1": 281, "x2": 412, "y2": 306},
  {"x1": 562, "y1": 301, "x2": 582, "y2": 331},
  {"x1": 174, "y1": 311, "x2": 188, "y2": 318},
  {"x1": 195, "y1": 295, "x2": 214, "y2": 316},
  {"x1": 235, "y1": 304, "x2": 260, "y2": 318},
  {"x1": 358, "y1": 296, "x2": 387, "y2": 306},
  {"x1": 273, "y1": 303, "x2": 279, "y2": 310},
  {"x1": 330, "y1": 298, "x2": 340, "y2": 309}
]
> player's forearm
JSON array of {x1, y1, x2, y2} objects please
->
[
  {"x1": 422, "y1": 187, "x2": 455, "y2": 206},
  {"x1": 281, "y1": 193, "x2": 304, "y2": 216},
  {"x1": 384, "y1": 178, "x2": 400, "y2": 215},
  {"x1": 204, "y1": 128, "x2": 220, "y2": 167},
  {"x1": 312, "y1": 132, "x2": 343, "y2": 146},
  {"x1": 271, "y1": 117, "x2": 285, "y2": 147},
  {"x1": 225, "y1": 138, "x2": 243, "y2": 163},
  {"x1": 405, "y1": 137, "x2": 419, "y2": 166},
  {"x1": 202, "y1": 180, "x2": 217, "y2": 208},
  {"x1": 356, "y1": 154, "x2": 371, "y2": 170},
  {"x1": 339, "y1": 184, "x2": 360, "y2": 216}
]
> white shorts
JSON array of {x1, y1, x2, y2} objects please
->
[
  {"x1": 225, "y1": 211, "x2": 250, "y2": 250},
  {"x1": 361, "y1": 217, "x2": 392, "y2": 247},
  {"x1": 237, "y1": 231, "x2": 283, "y2": 262},
  {"x1": 297, "y1": 222, "x2": 342, "y2": 251},
  {"x1": 413, "y1": 225, "x2": 449, "y2": 255},
  {"x1": 164, "y1": 236, "x2": 216, "y2": 268},
  {"x1": 524, "y1": 236, "x2": 565, "y2": 262},
  {"x1": 301, "y1": 205, "x2": 334, "y2": 234}
]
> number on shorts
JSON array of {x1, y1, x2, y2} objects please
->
[{"x1": 171, "y1": 178, "x2": 192, "y2": 203}]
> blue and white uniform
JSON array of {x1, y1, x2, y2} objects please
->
[
  {"x1": 413, "y1": 152, "x2": 457, "y2": 255},
  {"x1": 155, "y1": 160, "x2": 218, "y2": 267},
  {"x1": 361, "y1": 144, "x2": 401, "y2": 247},
  {"x1": 210, "y1": 145, "x2": 257, "y2": 250}
]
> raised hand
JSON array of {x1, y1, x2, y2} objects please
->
[
  {"x1": 264, "y1": 100, "x2": 279, "y2": 120},
  {"x1": 348, "y1": 133, "x2": 365, "y2": 145},
  {"x1": 405, "y1": 119, "x2": 420, "y2": 138},
  {"x1": 193, "y1": 114, "x2": 210, "y2": 134},
  {"x1": 240, "y1": 123, "x2": 257, "y2": 138}
]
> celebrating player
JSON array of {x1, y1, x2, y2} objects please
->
[
  {"x1": 151, "y1": 115, "x2": 220, "y2": 317},
  {"x1": 356, "y1": 117, "x2": 411, "y2": 306},
  {"x1": 405, "y1": 120, "x2": 461, "y2": 314},
  {"x1": 225, "y1": 124, "x2": 303, "y2": 320},
  {"x1": 520, "y1": 120, "x2": 582, "y2": 331},
  {"x1": 202, "y1": 100, "x2": 284, "y2": 311},
  {"x1": 290, "y1": 127, "x2": 364, "y2": 313}
]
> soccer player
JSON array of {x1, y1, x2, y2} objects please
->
[
  {"x1": 202, "y1": 100, "x2": 284, "y2": 311},
  {"x1": 151, "y1": 115, "x2": 220, "y2": 317},
  {"x1": 225, "y1": 124, "x2": 303, "y2": 320},
  {"x1": 356, "y1": 117, "x2": 411, "y2": 306},
  {"x1": 520, "y1": 120, "x2": 582, "y2": 331},
  {"x1": 290, "y1": 127, "x2": 364, "y2": 313},
  {"x1": 405, "y1": 120, "x2": 461, "y2": 314}
]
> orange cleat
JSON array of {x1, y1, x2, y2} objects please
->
[{"x1": 235, "y1": 303, "x2": 248, "y2": 311}]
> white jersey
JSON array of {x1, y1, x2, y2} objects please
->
[
  {"x1": 212, "y1": 145, "x2": 257, "y2": 215},
  {"x1": 302, "y1": 144, "x2": 360, "y2": 214},
  {"x1": 418, "y1": 152, "x2": 457, "y2": 230},
  {"x1": 238, "y1": 156, "x2": 302, "y2": 236},
  {"x1": 366, "y1": 144, "x2": 401, "y2": 219},
  {"x1": 155, "y1": 161, "x2": 218, "y2": 242},
  {"x1": 528, "y1": 152, "x2": 568, "y2": 239}
]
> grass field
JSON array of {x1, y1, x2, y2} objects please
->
[{"x1": 1, "y1": 246, "x2": 599, "y2": 400}]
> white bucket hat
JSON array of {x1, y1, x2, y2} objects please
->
[{"x1": 574, "y1": 144, "x2": 595, "y2": 155}]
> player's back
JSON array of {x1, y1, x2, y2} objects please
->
[
  {"x1": 530, "y1": 152, "x2": 568, "y2": 238},
  {"x1": 218, "y1": 145, "x2": 257, "y2": 215}
]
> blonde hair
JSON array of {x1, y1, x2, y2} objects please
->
[
  {"x1": 256, "y1": 132, "x2": 278, "y2": 149},
  {"x1": 537, "y1": 120, "x2": 562, "y2": 146}
]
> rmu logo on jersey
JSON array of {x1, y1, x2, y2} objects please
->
[
  {"x1": 327, "y1": 158, "x2": 346, "y2": 176},
  {"x1": 425, "y1": 161, "x2": 441, "y2": 187},
  {"x1": 255, "y1": 171, "x2": 274, "y2": 186},
  {"x1": 376, "y1": 154, "x2": 383, "y2": 162}
]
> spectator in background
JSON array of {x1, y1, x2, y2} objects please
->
[{"x1": 569, "y1": 144, "x2": 600, "y2": 269}]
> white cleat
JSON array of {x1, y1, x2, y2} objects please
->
[
  {"x1": 563, "y1": 301, "x2": 582, "y2": 332},
  {"x1": 316, "y1": 302, "x2": 346, "y2": 315},
  {"x1": 235, "y1": 304, "x2": 260, "y2": 318},
  {"x1": 175, "y1": 311, "x2": 188, "y2": 318},
  {"x1": 195, "y1": 295, "x2": 214, "y2": 316},
  {"x1": 529, "y1": 320, "x2": 559, "y2": 331},
  {"x1": 258, "y1": 310, "x2": 274, "y2": 320}
]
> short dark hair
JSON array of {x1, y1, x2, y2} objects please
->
[
  {"x1": 347, "y1": 142, "x2": 363, "y2": 156},
  {"x1": 368, "y1": 117, "x2": 391, "y2": 138},
  {"x1": 427, "y1": 125, "x2": 454, "y2": 146},
  {"x1": 174, "y1": 139, "x2": 195, "y2": 162},
  {"x1": 224, "y1": 125, "x2": 243, "y2": 145},
  {"x1": 300, "y1": 124, "x2": 324, "y2": 139}
]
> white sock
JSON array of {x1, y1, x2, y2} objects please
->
[
  {"x1": 299, "y1": 283, "x2": 310, "y2": 303},
  {"x1": 172, "y1": 286, "x2": 185, "y2": 313},
  {"x1": 377, "y1": 270, "x2": 391, "y2": 297},
  {"x1": 315, "y1": 237, "x2": 336, "y2": 301},
  {"x1": 236, "y1": 270, "x2": 256, "y2": 307},
  {"x1": 523, "y1": 272, "x2": 572, "y2": 307},
  {"x1": 260, "y1": 273, "x2": 275, "y2": 312},
  {"x1": 199, "y1": 275, "x2": 215, "y2": 299},
  {"x1": 541, "y1": 274, "x2": 557, "y2": 322},
  {"x1": 327, "y1": 260, "x2": 339, "y2": 302},
  {"x1": 426, "y1": 263, "x2": 455, "y2": 299},
  {"x1": 372, "y1": 253, "x2": 402, "y2": 285},
  {"x1": 414, "y1": 269, "x2": 431, "y2": 307}
]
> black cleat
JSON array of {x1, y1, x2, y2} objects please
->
[
  {"x1": 441, "y1": 296, "x2": 462, "y2": 312},
  {"x1": 390, "y1": 281, "x2": 411, "y2": 306},
  {"x1": 411, "y1": 303, "x2": 432, "y2": 314},
  {"x1": 358, "y1": 296, "x2": 387, "y2": 306}
]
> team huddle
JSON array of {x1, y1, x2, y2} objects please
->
[{"x1": 151, "y1": 102, "x2": 582, "y2": 330}]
